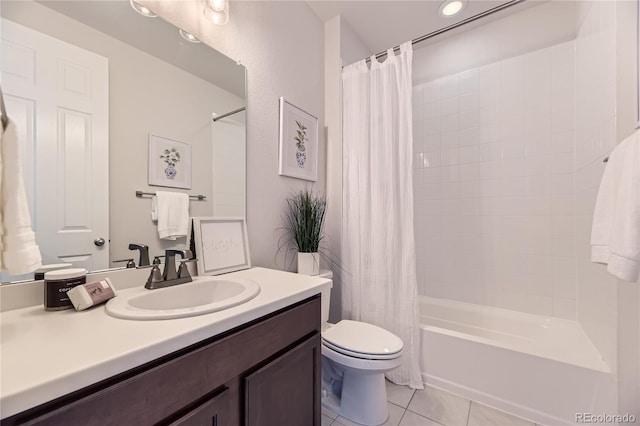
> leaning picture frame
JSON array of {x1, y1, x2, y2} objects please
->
[
  {"x1": 278, "y1": 97, "x2": 318, "y2": 181},
  {"x1": 191, "y1": 217, "x2": 251, "y2": 276}
]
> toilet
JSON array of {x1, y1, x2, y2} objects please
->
[{"x1": 319, "y1": 272, "x2": 403, "y2": 426}]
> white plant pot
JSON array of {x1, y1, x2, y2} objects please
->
[{"x1": 297, "y1": 252, "x2": 320, "y2": 276}]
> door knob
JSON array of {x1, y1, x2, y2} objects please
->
[{"x1": 94, "y1": 237, "x2": 106, "y2": 247}]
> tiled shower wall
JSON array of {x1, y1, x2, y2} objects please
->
[
  {"x1": 412, "y1": 40, "x2": 578, "y2": 318},
  {"x1": 573, "y1": 0, "x2": 618, "y2": 375}
]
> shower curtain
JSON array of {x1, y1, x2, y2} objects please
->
[{"x1": 341, "y1": 41, "x2": 423, "y2": 389}]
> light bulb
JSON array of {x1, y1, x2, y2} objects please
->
[
  {"x1": 203, "y1": 2, "x2": 229, "y2": 25},
  {"x1": 130, "y1": 0, "x2": 157, "y2": 17},
  {"x1": 179, "y1": 29, "x2": 201, "y2": 43},
  {"x1": 210, "y1": 0, "x2": 226, "y2": 12},
  {"x1": 438, "y1": 0, "x2": 466, "y2": 17}
]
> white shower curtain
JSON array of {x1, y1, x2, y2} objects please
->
[{"x1": 341, "y1": 41, "x2": 423, "y2": 389}]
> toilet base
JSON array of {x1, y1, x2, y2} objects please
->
[{"x1": 321, "y1": 363, "x2": 390, "y2": 426}]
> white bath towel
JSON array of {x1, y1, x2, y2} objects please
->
[
  {"x1": 0, "y1": 119, "x2": 42, "y2": 274},
  {"x1": 591, "y1": 130, "x2": 640, "y2": 282},
  {"x1": 151, "y1": 191, "x2": 189, "y2": 240}
]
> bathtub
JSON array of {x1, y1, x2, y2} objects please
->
[{"x1": 418, "y1": 296, "x2": 615, "y2": 426}]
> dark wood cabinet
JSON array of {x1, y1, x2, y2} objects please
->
[
  {"x1": 2, "y1": 295, "x2": 321, "y2": 426},
  {"x1": 168, "y1": 387, "x2": 230, "y2": 426},
  {"x1": 245, "y1": 335, "x2": 320, "y2": 426}
]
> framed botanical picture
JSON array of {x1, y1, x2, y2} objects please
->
[
  {"x1": 278, "y1": 97, "x2": 318, "y2": 181},
  {"x1": 190, "y1": 217, "x2": 251, "y2": 276},
  {"x1": 148, "y1": 134, "x2": 192, "y2": 189}
]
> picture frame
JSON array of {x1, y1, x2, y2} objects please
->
[
  {"x1": 191, "y1": 217, "x2": 251, "y2": 276},
  {"x1": 278, "y1": 97, "x2": 318, "y2": 181},
  {"x1": 148, "y1": 134, "x2": 192, "y2": 189}
]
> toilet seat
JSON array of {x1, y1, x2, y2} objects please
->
[
  {"x1": 322, "y1": 339, "x2": 401, "y2": 360},
  {"x1": 321, "y1": 320, "x2": 403, "y2": 360}
]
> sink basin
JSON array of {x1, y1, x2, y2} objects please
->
[{"x1": 105, "y1": 276, "x2": 260, "y2": 320}]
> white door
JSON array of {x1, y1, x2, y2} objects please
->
[{"x1": 1, "y1": 19, "x2": 109, "y2": 281}]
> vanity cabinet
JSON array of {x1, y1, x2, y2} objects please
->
[{"x1": 2, "y1": 296, "x2": 321, "y2": 426}]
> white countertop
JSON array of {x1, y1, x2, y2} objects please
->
[{"x1": 0, "y1": 267, "x2": 332, "y2": 419}]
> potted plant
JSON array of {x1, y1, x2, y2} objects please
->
[{"x1": 281, "y1": 190, "x2": 326, "y2": 275}]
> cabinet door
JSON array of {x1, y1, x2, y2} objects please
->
[
  {"x1": 167, "y1": 388, "x2": 229, "y2": 426},
  {"x1": 244, "y1": 334, "x2": 320, "y2": 426}
]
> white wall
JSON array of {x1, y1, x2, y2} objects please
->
[
  {"x1": 2, "y1": 1, "x2": 244, "y2": 266},
  {"x1": 413, "y1": 1, "x2": 582, "y2": 86},
  {"x1": 614, "y1": 0, "x2": 640, "y2": 419},
  {"x1": 141, "y1": 0, "x2": 325, "y2": 269},
  {"x1": 325, "y1": 16, "x2": 370, "y2": 322}
]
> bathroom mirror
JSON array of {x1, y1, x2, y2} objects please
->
[{"x1": 1, "y1": 0, "x2": 246, "y2": 282}]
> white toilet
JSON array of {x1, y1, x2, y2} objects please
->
[{"x1": 319, "y1": 273, "x2": 403, "y2": 426}]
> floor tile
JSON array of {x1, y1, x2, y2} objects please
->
[
  {"x1": 324, "y1": 406, "x2": 339, "y2": 420},
  {"x1": 399, "y1": 409, "x2": 443, "y2": 426},
  {"x1": 386, "y1": 379, "x2": 417, "y2": 408},
  {"x1": 323, "y1": 414, "x2": 335, "y2": 426},
  {"x1": 467, "y1": 402, "x2": 535, "y2": 426},
  {"x1": 407, "y1": 385, "x2": 470, "y2": 426},
  {"x1": 335, "y1": 402, "x2": 405, "y2": 426}
]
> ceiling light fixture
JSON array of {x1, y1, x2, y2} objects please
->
[
  {"x1": 438, "y1": 0, "x2": 467, "y2": 18},
  {"x1": 129, "y1": 0, "x2": 157, "y2": 17},
  {"x1": 203, "y1": 0, "x2": 229, "y2": 25},
  {"x1": 179, "y1": 29, "x2": 201, "y2": 43}
]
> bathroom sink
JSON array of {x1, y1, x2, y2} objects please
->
[{"x1": 105, "y1": 276, "x2": 260, "y2": 320}]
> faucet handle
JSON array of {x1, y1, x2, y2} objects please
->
[
  {"x1": 113, "y1": 258, "x2": 136, "y2": 268},
  {"x1": 177, "y1": 258, "x2": 197, "y2": 279},
  {"x1": 145, "y1": 264, "x2": 164, "y2": 289}
]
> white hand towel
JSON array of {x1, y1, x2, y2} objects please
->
[
  {"x1": 0, "y1": 119, "x2": 42, "y2": 274},
  {"x1": 591, "y1": 130, "x2": 640, "y2": 282},
  {"x1": 152, "y1": 191, "x2": 189, "y2": 240}
]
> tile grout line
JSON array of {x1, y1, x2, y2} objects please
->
[{"x1": 465, "y1": 400, "x2": 473, "y2": 426}]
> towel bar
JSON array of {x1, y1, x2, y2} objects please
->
[{"x1": 135, "y1": 190, "x2": 206, "y2": 201}]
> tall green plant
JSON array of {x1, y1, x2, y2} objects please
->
[{"x1": 283, "y1": 190, "x2": 326, "y2": 253}]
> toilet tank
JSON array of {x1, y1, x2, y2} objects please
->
[{"x1": 318, "y1": 270, "x2": 333, "y2": 325}]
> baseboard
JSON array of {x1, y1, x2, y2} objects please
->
[{"x1": 420, "y1": 372, "x2": 574, "y2": 426}]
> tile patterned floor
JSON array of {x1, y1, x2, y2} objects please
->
[{"x1": 321, "y1": 381, "x2": 543, "y2": 426}]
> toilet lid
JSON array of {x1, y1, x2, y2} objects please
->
[{"x1": 321, "y1": 320, "x2": 403, "y2": 357}]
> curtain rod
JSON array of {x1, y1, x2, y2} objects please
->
[
  {"x1": 352, "y1": 0, "x2": 526, "y2": 66},
  {"x1": 212, "y1": 107, "x2": 246, "y2": 122}
]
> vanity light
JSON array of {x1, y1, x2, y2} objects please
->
[
  {"x1": 129, "y1": 0, "x2": 157, "y2": 17},
  {"x1": 179, "y1": 29, "x2": 201, "y2": 43},
  {"x1": 203, "y1": 0, "x2": 229, "y2": 25},
  {"x1": 438, "y1": 0, "x2": 467, "y2": 17}
]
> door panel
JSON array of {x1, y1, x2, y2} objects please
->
[{"x1": 1, "y1": 18, "x2": 109, "y2": 279}]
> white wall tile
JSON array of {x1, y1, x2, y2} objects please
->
[
  {"x1": 414, "y1": 40, "x2": 581, "y2": 318},
  {"x1": 460, "y1": 92, "x2": 479, "y2": 111},
  {"x1": 459, "y1": 69, "x2": 479, "y2": 94},
  {"x1": 460, "y1": 109, "x2": 480, "y2": 129},
  {"x1": 460, "y1": 127, "x2": 480, "y2": 146}
]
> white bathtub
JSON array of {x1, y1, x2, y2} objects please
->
[{"x1": 418, "y1": 296, "x2": 615, "y2": 426}]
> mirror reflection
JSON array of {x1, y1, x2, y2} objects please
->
[{"x1": 1, "y1": 0, "x2": 247, "y2": 283}]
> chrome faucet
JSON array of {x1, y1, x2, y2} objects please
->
[{"x1": 145, "y1": 249, "x2": 195, "y2": 289}]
